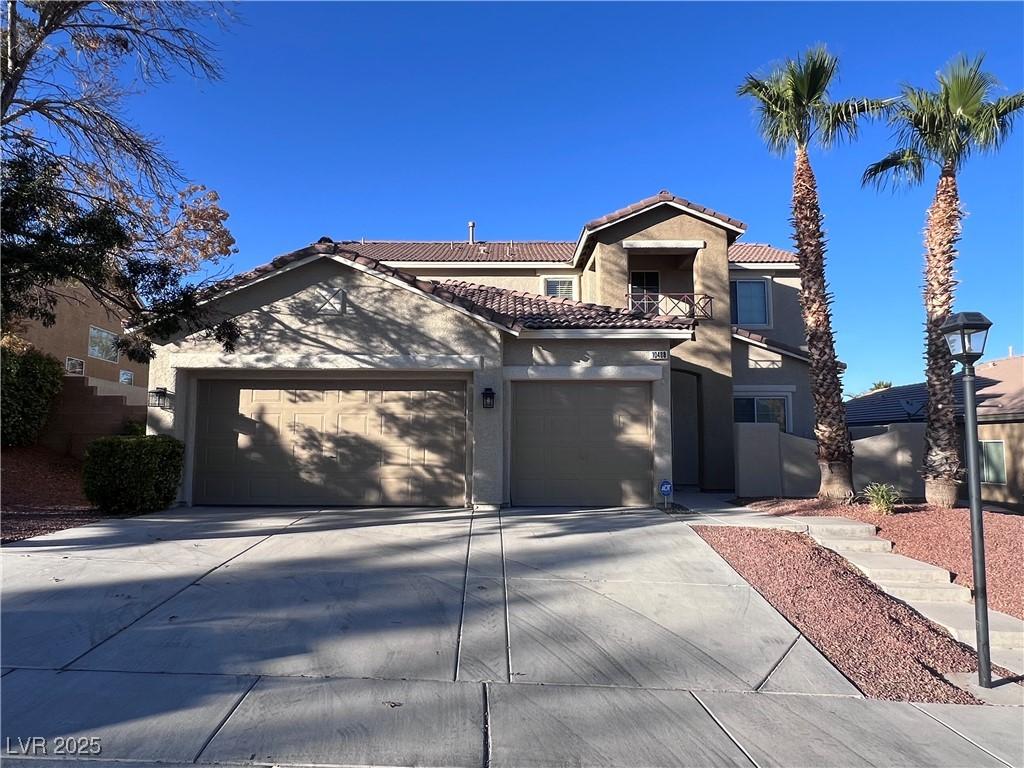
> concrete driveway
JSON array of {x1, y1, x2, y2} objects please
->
[{"x1": 2, "y1": 506, "x2": 1020, "y2": 767}]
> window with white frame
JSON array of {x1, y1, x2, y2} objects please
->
[
  {"x1": 979, "y1": 440, "x2": 1006, "y2": 485},
  {"x1": 542, "y1": 277, "x2": 575, "y2": 299},
  {"x1": 730, "y1": 279, "x2": 770, "y2": 326},
  {"x1": 733, "y1": 395, "x2": 788, "y2": 432},
  {"x1": 88, "y1": 326, "x2": 119, "y2": 362},
  {"x1": 65, "y1": 356, "x2": 85, "y2": 375},
  {"x1": 119, "y1": 370, "x2": 135, "y2": 386}
]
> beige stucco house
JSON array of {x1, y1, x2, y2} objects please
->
[
  {"x1": 17, "y1": 281, "x2": 149, "y2": 405},
  {"x1": 148, "y1": 191, "x2": 816, "y2": 508}
]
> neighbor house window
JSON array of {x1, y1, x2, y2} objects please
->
[
  {"x1": 119, "y1": 370, "x2": 135, "y2": 386},
  {"x1": 730, "y1": 279, "x2": 770, "y2": 326},
  {"x1": 88, "y1": 326, "x2": 119, "y2": 362},
  {"x1": 543, "y1": 277, "x2": 575, "y2": 299},
  {"x1": 734, "y1": 396, "x2": 788, "y2": 432},
  {"x1": 979, "y1": 440, "x2": 1006, "y2": 485},
  {"x1": 629, "y1": 271, "x2": 660, "y2": 312},
  {"x1": 65, "y1": 357, "x2": 85, "y2": 375}
]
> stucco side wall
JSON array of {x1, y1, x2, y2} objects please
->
[
  {"x1": 17, "y1": 281, "x2": 149, "y2": 386},
  {"x1": 502, "y1": 338, "x2": 673, "y2": 505},
  {"x1": 731, "y1": 342, "x2": 815, "y2": 438},
  {"x1": 148, "y1": 259, "x2": 505, "y2": 506}
]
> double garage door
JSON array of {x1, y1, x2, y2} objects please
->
[
  {"x1": 194, "y1": 380, "x2": 468, "y2": 506},
  {"x1": 193, "y1": 379, "x2": 654, "y2": 508}
]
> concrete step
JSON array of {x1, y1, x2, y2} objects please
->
[
  {"x1": 843, "y1": 551, "x2": 953, "y2": 584},
  {"x1": 880, "y1": 581, "x2": 973, "y2": 604},
  {"x1": 908, "y1": 602, "x2": 1024, "y2": 650},
  {"x1": 815, "y1": 536, "x2": 893, "y2": 553},
  {"x1": 796, "y1": 516, "x2": 878, "y2": 539}
]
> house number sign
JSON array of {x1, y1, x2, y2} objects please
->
[{"x1": 650, "y1": 350, "x2": 669, "y2": 361}]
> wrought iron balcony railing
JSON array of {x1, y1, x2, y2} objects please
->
[{"x1": 625, "y1": 292, "x2": 713, "y2": 319}]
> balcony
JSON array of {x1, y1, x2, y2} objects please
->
[{"x1": 625, "y1": 292, "x2": 713, "y2": 320}]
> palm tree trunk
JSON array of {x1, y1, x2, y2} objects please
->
[
  {"x1": 791, "y1": 146, "x2": 854, "y2": 499},
  {"x1": 922, "y1": 165, "x2": 962, "y2": 507}
]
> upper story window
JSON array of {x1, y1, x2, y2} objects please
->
[
  {"x1": 88, "y1": 326, "x2": 119, "y2": 362},
  {"x1": 119, "y1": 370, "x2": 135, "y2": 386},
  {"x1": 730, "y1": 279, "x2": 770, "y2": 326},
  {"x1": 629, "y1": 271, "x2": 660, "y2": 312},
  {"x1": 65, "y1": 357, "x2": 85, "y2": 375},
  {"x1": 543, "y1": 277, "x2": 575, "y2": 299}
]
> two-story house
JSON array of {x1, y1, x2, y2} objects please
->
[{"x1": 147, "y1": 191, "x2": 813, "y2": 508}]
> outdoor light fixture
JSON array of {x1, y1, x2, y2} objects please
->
[
  {"x1": 940, "y1": 311, "x2": 994, "y2": 688},
  {"x1": 481, "y1": 387, "x2": 496, "y2": 409},
  {"x1": 941, "y1": 311, "x2": 991, "y2": 365},
  {"x1": 147, "y1": 387, "x2": 175, "y2": 410}
]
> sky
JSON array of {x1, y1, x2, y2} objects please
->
[{"x1": 128, "y1": 1, "x2": 1023, "y2": 395}]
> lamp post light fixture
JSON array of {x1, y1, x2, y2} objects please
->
[
  {"x1": 940, "y1": 311, "x2": 993, "y2": 688},
  {"x1": 147, "y1": 387, "x2": 175, "y2": 410}
]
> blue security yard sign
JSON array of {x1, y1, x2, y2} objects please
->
[{"x1": 659, "y1": 480, "x2": 673, "y2": 497}]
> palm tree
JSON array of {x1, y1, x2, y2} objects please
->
[
  {"x1": 739, "y1": 46, "x2": 886, "y2": 499},
  {"x1": 863, "y1": 55, "x2": 1024, "y2": 507}
]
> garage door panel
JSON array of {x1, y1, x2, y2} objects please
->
[
  {"x1": 511, "y1": 381, "x2": 652, "y2": 507},
  {"x1": 195, "y1": 380, "x2": 468, "y2": 506}
]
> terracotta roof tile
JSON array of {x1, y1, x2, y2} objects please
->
[
  {"x1": 585, "y1": 190, "x2": 746, "y2": 232},
  {"x1": 732, "y1": 326, "x2": 810, "y2": 362},
  {"x1": 205, "y1": 243, "x2": 692, "y2": 333},
  {"x1": 342, "y1": 241, "x2": 574, "y2": 263},
  {"x1": 441, "y1": 281, "x2": 694, "y2": 331},
  {"x1": 728, "y1": 243, "x2": 797, "y2": 263}
]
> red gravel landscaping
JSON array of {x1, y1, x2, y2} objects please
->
[
  {"x1": 1, "y1": 446, "x2": 99, "y2": 543},
  {"x1": 695, "y1": 525, "x2": 993, "y2": 704},
  {"x1": 743, "y1": 497, "x2": 1024, "y2": 619}
]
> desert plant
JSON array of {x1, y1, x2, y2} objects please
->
[
  {"x1": 83, "y1": 434, "x2": 184, "y2": 514},
  {"x1": 863, "y1": 54, "x2": 1024, "y2": 506},
  {"x1": 738, "y1": 47, "x2": 889, "y2": 499},
  {"x1": 862, "y1": 482, "x2": 902, "y2": 515},
  {"x1": 1, "y1": 335, "x2": 63, "y2": 446}
]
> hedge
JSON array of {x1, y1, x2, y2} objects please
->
[
  {"x1": 1, "y1": 339, "x2": 64, "y2": 447},
  {"x1": 83, "y1": 435, "x2": 185, "y2": 514}
]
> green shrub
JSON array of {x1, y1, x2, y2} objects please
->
[
  {"x1": 1, "y1": 337, "x2": 64, "y2": 446},
  {"x1": 862, "y1": 482, "x2": 901, "y2": 515},
  {"x1": 83, "y1": 435, "x2": 185, "y2": 514},
  {"x1": 122, "y1": 420, "x2": 146, "y2": 437}
]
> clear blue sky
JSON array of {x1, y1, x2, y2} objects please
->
[{"x1": 132, "y1": 1, "x2": 1023, "y2": 395}]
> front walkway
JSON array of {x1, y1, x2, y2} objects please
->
[{"x1": 2, "y1": 505, "x2": 1020, "y2": 767}]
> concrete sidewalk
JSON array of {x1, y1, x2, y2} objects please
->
[{"x1": 2, "y1": 505, "x2": 1021, "y2": 767}]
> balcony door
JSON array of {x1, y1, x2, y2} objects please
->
[{"x1": 629, "y1": 271, "x2": 660, "y2": 313}]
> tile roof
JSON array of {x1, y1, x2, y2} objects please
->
[
  {"x1": 731, "y1": 326, "x2": 810, "y2": 363},
  {"x1": 441, "y1": 281, "x2": 694, "y2": 331},
  {"x1": 205, "y1": 242, "x2": 693, "y2": 333},
  {"x1": 584, "y1": 190, "x2": 746, "y2": 233},
  {"x1": 728, "y1": 243, "x2": 797, "y2": 263},
  {"x1": 340, "y1": 240, "x2": 575, "y2": 263},
  {"x1": 845, "y1": 356, "x2": 1024, "y2": 425}
]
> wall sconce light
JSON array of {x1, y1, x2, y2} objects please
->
[
  {"x1": 148, "y1": 387, "x2": 175, "y2": 410},
  {"x1": 481, "y1": 387, "x2": 496, "y2": 409}
]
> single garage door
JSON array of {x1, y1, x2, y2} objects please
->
[
  {"x1": 511, "y1": 381, "x2": 653, "y2": 506},
  {"x1": 194, "y1": 380, "x2": 468, "y2": 506}
]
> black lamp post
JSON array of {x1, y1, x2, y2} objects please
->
[{"x1": 940, "y1": 311, "x2": 993, "y2": 688}]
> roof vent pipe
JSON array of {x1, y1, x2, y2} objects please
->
[{"x1": 468, "y1": 221, "x2": 476, "y2": 245}]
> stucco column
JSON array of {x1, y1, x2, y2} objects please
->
[{"x1": 470, "y1": 366, "x2": 503, "y2": 509}]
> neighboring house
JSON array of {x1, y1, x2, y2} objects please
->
[
  {"x1": 17, "y1": 281, "x2": 149, "y2": 405},
  {"x1": 846, "y1": 355, "x2": 1023, "y2": 511},
  {"x1": 148, "y1": 190, "x2": 816, "y2": 507}
]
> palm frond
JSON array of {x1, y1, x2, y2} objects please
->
[
  {"x1": 817, "y1": 97, "x2": 896, "y2": 146},
  {"x1": 861, "y1": 148, "x2": 926, "y2": 189},
  {"x1": 971, "y1": 91, "x2": 1024, "y2": 149}
]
